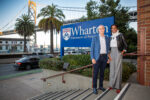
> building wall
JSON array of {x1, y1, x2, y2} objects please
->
[
  {"x1": 137, "y1": 0, "x2": 150, "y2": 86},
  {"x1": 0, "y1": 39, "x2": 30, "y2": 53}
]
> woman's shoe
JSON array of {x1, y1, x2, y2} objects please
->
[
  {"x1": 109, "y1": 87, "x2": 113, "y2": 90},
  {"x1": 116, "y1": 89, "x2": 121, "y2": 93}
]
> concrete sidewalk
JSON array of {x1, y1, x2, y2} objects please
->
[
  {"x1": 0, "y1": 72, "x2": 44, "y2": 100},
  {"x1": 122, "y1": 83, "x2": 150, "y2": 100}
]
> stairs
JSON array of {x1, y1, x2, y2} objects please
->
[
  {"x1": 29, "y1": 82, "x2": 150, "y2": 100},
  {"x1": 29, "y1": 88, "x2": 118, "y2": 100},
  {"x1": 30, "y1": 83, "x2": 142, "y2": 100}
]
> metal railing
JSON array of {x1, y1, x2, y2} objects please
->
[
  {"x1": 41, "y1": 64, "x2": 93, "y2": 83},
  {"x1": 41, "y1": 52, "x2": 150, "y2": 85},
  {"x1": 124, "y1": 52, "x2": 150, "y2": 56}
]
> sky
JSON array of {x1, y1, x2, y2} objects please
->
[{"x1": 0, "y1": 0, "x2": 137, "y2": 48}]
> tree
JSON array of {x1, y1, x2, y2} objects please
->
[
  {"x1": 85, "y1": 0, "x2": 137, "y2": 53},
  {"x1": 99, "y1": 0, "x2": 137, "y2": 53},
  {"x1": 125, "y1": 28, "x2": 137, "y2": 52},
  {"x1": 98, "y1": 0, "x2": 130, "y2": 33},
  {"x1": 79, "y1": 15, "x2": 87, "y2": 22},
  {"x1": 37, "y1": 4, "x2": 65, "y2": 54},
  {"x1": 15, "y1": 14, "x2": 35, "y2": 52},
  {"x1": 86, "y1": 0, "x2": 99, "y2": 20}
]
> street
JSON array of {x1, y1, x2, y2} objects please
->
[
  {"x1": 0, "y1": 63, "x2": 44, "y2": 100},
  {"x1": 0, "y1": 63, "x2": 42, "y2": 80},
  {"x1": 0, "y1": 64, "x2": 19, "y2": 76}
]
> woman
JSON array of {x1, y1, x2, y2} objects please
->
[{"x1": 109, "y1": 24, "x2": 127, "y2": 93}]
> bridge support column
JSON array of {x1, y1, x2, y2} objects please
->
[{"x1": 137, "y1": 0, "x2": 150, "y2": 86}]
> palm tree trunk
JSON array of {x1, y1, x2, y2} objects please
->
[
  {"x1": 24, "y1": 35, "x2": 27, "y2": 52},
  {"x1": 56, "y1": 30, "x2": 57, "y2": 50},
  {"x1": 50, "y1": 23, "x2": 54, "y2": 54}
]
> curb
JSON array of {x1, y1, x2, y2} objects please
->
[{"x1": 0, "y1": 69, "x2": 42, "y2": 80}]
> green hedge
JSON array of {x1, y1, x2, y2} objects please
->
[
  {"x1": 40, "y1": 55, "x2": 136, "y2": 82},
  {"x1": 63, "y1": 55, "x2": 136, "y2": 82},
  {"x1": 39, "y1": 58, "x2": 64, "y2": 71},
  {"x1": 67, "y1": 62, "x2": 136, "y2": 82},
  {"x1": 62, "y1": 55, "x2": 91, "y2": 66}
]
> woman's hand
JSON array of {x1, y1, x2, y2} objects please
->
[
  {"x1": 108, "y1": 54, "x2": 112, "y2": 61},
  {"x1": 92, "y1": 59, "x2": 96, "y2": 64},
  {"x1": 121, "y1": 50, "x2": 125, "y2": 55},
  {"x1": 107, "y1": 54, "x2": 112, "y2": 64},
  {"x1": 107, "y1": 59, "x2": 110, "y2": 64}
]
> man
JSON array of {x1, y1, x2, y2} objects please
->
[{"x1": 90, "y1": 25, "x2": 110, "y2": 94}]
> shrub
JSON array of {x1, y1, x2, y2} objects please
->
[
  {"x1": 67, "y1": 65, "x2": 83, "y2": 73},
  {"x1": 81, "y1": 68, "x2": 93, "y2": 77},
  {"x1": 62, "y1": 55, "x2": 91, "y2": 66},
  {"x1": 122, "y1": 62, "x2": 136, "y2": 81},
  {"x1": 63, "y1": 55, "x2": 136, "y2": 82},
  {"x1": 104, "y1": 62, "x2": 136, "y2": 82},
  {"x1": 39, "y1": 58, "x2": 64, "y2": 71},
  {"x1": 40, "y1": 55, "x2": 136, "y2": 82}
]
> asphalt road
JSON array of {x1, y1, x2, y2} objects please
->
[{"x1": 0, "y1": 64, "x2": 42, "y2": 80}]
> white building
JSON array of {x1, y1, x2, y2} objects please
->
[{"x1": 0, "y1": 38, "x2": 30, "y2": 53}]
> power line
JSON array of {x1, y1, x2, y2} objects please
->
[
  {"x1": 1, "y1": 1, "x2": 137, "y2": 32},
  {"x1": 57, "y1": 6, "x2": 85, "y2": 9},
  {"x1": 60, "y1": 9, "x2": 86, "y2": 12},
  {"x1": 4, "y1": 10, "x2": 28, "y2": 32},
  {"x1": 36, "y1": 2, "x2": 86, "y2": 10},
  {"x1": 1, "y1": 4, "x2": 27, "y2": 31}
]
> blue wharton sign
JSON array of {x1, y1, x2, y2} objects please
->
[{"x1": 60, "y1": 16, "x2": 114, "y2": 56}]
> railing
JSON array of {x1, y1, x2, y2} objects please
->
[
  {"x1": 41, "y1": 52, "x2": 150, "y2": 85},
  {"x1": 124, "y1": 52, "x2": 150, "y2": 56},
  {"x1": 41, "y1": 64, "x2": 93, "y2": 83}
]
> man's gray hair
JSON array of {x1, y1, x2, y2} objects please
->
[{"x1": 98, "y1": 25, "x2": 105, "y2": 29}]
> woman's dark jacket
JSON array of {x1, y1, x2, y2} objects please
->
[{"x1": 111, "y1": 33, "x2": 127, "y2": 52}]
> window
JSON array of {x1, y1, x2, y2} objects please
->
[
  {"x1": 30, "y1": 58, "x2": 36, "y2": 62},
  {"x1": 6, "y1": 46, "x2": 8, "y2": 50},
  {"x1": 0, "y1": 46, "x2": 2, "y2": 50},
  {"x1": 20, "y1": 46, "x2": 23, "y2": 50}
]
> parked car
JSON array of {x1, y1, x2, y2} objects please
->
[
  {"x1": 32, "y1": 52, "x2": 54, "y2": 59},
  {"x1": 13, "y1": 56, "x2": 40, "y2": 70}
]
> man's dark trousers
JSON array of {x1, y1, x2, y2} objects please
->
[{"x1": 93, "y1": 54, "x2": 107, "y2": 88}]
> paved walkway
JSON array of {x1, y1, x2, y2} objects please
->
[
  {"x1": 0, "y1": 72, "x2": 44, "y2": 100},
  {"x1": 122, "y1": 83, "x2": 150, "y2": 100}
]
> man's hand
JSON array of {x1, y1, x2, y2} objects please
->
[{"x1": 92, "y1": 59, "x2": 96, "y2": 64}]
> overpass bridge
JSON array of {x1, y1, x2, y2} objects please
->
[{"x1": 0, "y1": 10, "x2": 137, "y2": 36}]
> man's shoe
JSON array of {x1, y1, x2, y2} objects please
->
[
  {"x1": 93, "y1": 88, "x2": 98, "y2": 94},
  {"x1": 116, "y1": 89, "x2": 121, "y2": 93},
  {"x1": 99, "y1": 87, "x2": 106, "y2": 92}
]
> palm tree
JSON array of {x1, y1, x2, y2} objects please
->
[
  {"x1": 38, "y1": 4, "x2": 65, "y2": 54},
  {"x1": 15, "y1": 14, "x2": 35, "y2": 52}
]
